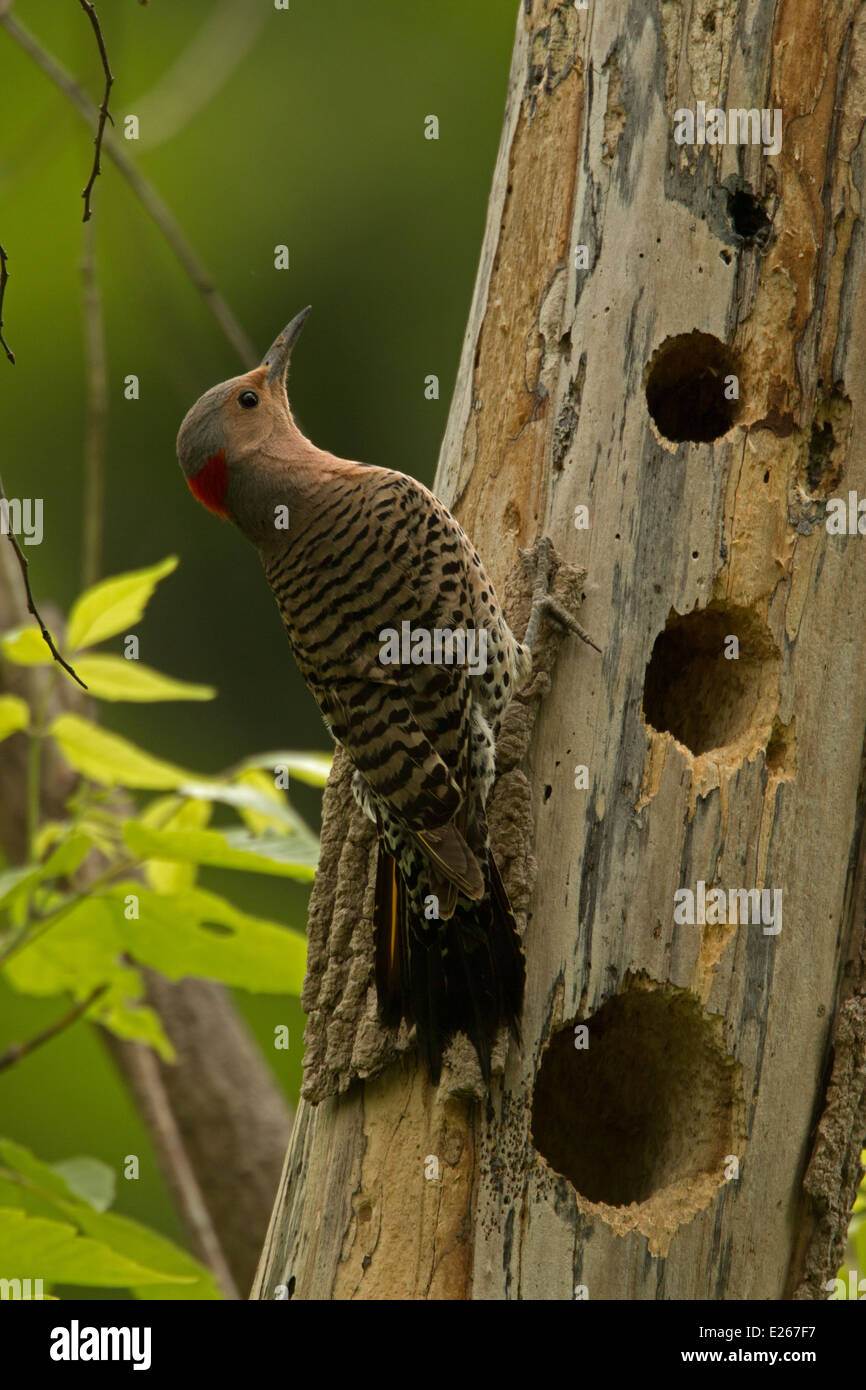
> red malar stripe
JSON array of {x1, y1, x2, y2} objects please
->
[{"x1": 188, "y1": 449, "x2": 229, "y2": 519}]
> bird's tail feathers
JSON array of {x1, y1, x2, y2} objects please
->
[{"x1": 373, "y1": 844, "x2": 525, "y2": 1083}]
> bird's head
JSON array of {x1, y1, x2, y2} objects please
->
[{"x1": 176, "y1": 306, "x2": 312, "y2": 522}]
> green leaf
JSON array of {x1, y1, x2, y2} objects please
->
[
  {"x1": 66, "y1": 556, "x2": 178, "y2": 652},
  {"x1": 237, "y1": 749, "x2": 333, "y2": 787},
  {"x1": 0, "y1": 864, "x2": 40, "y2": 913},
  {"x1": 109, "y1": 884, "x2": 307, "y2": 993},
  {"x1": 3, "y1": 898, "x2": 123, "y2": 997},
  {"x1": 230, "y1": 769, "x2": 292, "y2": 835},
  {"x1": 0, "y1": 1141, "x2": 214, "y2": 1296},
  {"x1": 0, "y1": 1208, "x2": 192, "y2": 1287},
  {"x1": 49, "y1": 713, "x2": 193, "y2": 789},
  {"x1": 0, "y1": 694, "x2": 29, "y2": 741},
  {"x1": 1, "y1": 626, "x2": 53, "y2": 667},
  {"x1": 93, "y1": 996, "x2": 176, "y2": 1061},
  {"x1": 123, "y1": 821, "x2": 319, "y2": 879},
  {"x1": 51, "y1": 1157, "x2": 116, "y2": 1213},
  {"x1": 0, "y1": 1139, "x2": 71, "y2": 1197},
  {"x1": 2, "y1": 895, "x2": 175, "y2": 1059},
  {"x1": 0, "y1": 834, "x2": 93, "y2": 917},
  {"x1": 42, "y1": 832, "x2": 95, "y2": 880},
  {"x1": 142, "y1": 796, "x2": 212, "y2": 893},
  {"x1": 178, "y1": 775, "x2": 301, "y2": 831},
  {"x1": 72, "y1": 655, "x2": 215, "y2": 703}
]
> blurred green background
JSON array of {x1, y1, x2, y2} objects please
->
[{"x1": 0, "y1": 0, "x2": 515, "y2": 1266}]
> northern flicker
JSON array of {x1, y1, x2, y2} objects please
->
[{"x1": 177, "y1": 308, "x2": 598, "y2": 1083}]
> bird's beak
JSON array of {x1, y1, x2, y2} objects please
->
[{"x1": 261, "y1": 306, "x2": 312, "y2": 387}]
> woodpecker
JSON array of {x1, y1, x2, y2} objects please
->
[{"x1": 177, "y1": 308, "x2": 598, "y2": 1083}]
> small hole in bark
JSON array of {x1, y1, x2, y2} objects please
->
[
  {"x1": 727, "y1": 188, "x2": 771, "y2": 244},
  {"x1": 543, "y1": 784, "x2": 552, "y2": 802},
  {"x1": 531, "y1": 984, "x2": 743, "y2": 1208},
  {"x1": 795, "y1": 389, "x2": 850, "y2": 498},
  {"x1": 287, "y1": 1276, "x2": 296, "y2": 1298},
  {"x1": 642, "y1": 603, "x2": 781, "y2": 757},
  {"x1": 765, "y1": 715, "x2": 796, "y2": 778},
  {"x1": 720, "y1": 248, "x2": 732, "y2": 264},
  {"x1": 644, "y1": 332, "x2": 740, "y2": 443},
  {"x1": 806, "y1": 421, "x2": 835, "y2": 492}
]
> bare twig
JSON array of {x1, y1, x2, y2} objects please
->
[
  {"x1": 0, "y1": 985, "x2": 108, "y2": 1074},
  {"x1": 77, "y1": 0, "x2": 114, "y2": 222},
  {"x1": 80, "y1": 219, "x2": 108, "y2": 589},
  {"x1": 0, "y1": 475, "x2": 87, "y2": 689},
  {"x1": 0, "y1": 243, "x2": 14, "y2": 364},
  {"x1": 119, "y1": 1040, "x2": 242, "y2": 1300},
  {"x1": 0, "y1": 10, "x2": 257, "y2": 366}
]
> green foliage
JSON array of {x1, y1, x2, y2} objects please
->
[
  {"x1": 0, "y1": 695, "x2": 29, "y2": 739},
  {"x1": 836, "y1": 1151, "x2": 866, "y2": 1298},
  {"x1": 0, "y1": 559, "x2": 330, "y2": 1294},
  {"x1": 1, "y1": 558, "x2": 321, "y2": 1025},
  {"x1": 0, "y1": 1140, "x2": 219, "y2": 1298}
]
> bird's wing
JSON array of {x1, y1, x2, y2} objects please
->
[{"x1": 283, "y1": 466, "x2": 486, "y2": 891}]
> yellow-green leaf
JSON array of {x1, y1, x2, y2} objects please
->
[
  {"x1": 72, "y1": 655, "x2": 215, "y2": 703},
  {"x1": 142, "y1": 796, "x2": 212, "y2": 893},
  {"x1": 1, "y1": 626, "x2": 53, "y2": 667},
  {"x1": 0, "y1": 1208, "x2": 192, "y2": 1287},
  {"x1": 233, "y1": 768, "x2": 291, "y2": 834},
  {"x1": 108, "y1": 883, "x2": 308, "y2": 993},
  {"x1": 0, "y1": 694, "x2": 29, "y2": 741},
  {"x1": 123, "y1": 822, "x2": 318, "y2": 879},
  {"x1": 66, "y1": 556, "x2": 178, "y2": 652},
  {"x1": 0, "y1": 1142, "x2": 211, "y2": 1294},
  {"x1": 93, "y1": 997, "x2": 176, "y2": 1062},
  {"x1": 48, "y1": 713, "x2": 193, "y2": 789},
  {"x1": 238, "y1": 749, "x2": 333, "y2": 787}
]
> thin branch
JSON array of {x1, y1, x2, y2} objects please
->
[
  {"x1": 120, "y1": 1041, "x2": 242, "y2": 1300},
  {"x1": 130, "y1": 0, "x2": 267, "y2": 154},
  {"x1": 0, "y1": 10, "x2": 257, "y2": 366},
  {"x1": 77, "y1": 0, "x2": 114, "y2": 222},
  {"x1": 0, "y1": 985, "x2": 108, "y2": 1074},
  {"x1": 0, "y1": 243, "x2": 14, "y2": 364},
  {"x1": 0, "y1": 475, "x2": 87, "y2": 690},
  {"x1": 80, "y1": 219, "x2": 108, "y2": 589}
]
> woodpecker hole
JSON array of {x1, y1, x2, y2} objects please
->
[
  {"x1": 531, "y1": 983, "x2": 744, "y2": 1211},
  {"x1": 642, "y1": 603, "x2": 781, "y2": 759},
  {"x1": 644, "y1": 332, "x2": 740, "y2": 444},
  {"x1": 727, "y1": 188, "x2": 772, "y2": 245}
]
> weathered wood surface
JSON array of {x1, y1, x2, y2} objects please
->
[{"x1": 254, "y1": 0, "x2": 866, "y2": 1300}]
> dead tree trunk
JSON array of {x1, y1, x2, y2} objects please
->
[{"x1": 253, "y1": 0, "x2": 866, "y2": 1300}]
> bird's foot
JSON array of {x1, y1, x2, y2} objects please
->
[{"x1": 519, "y1": 536, "x2": 601, "y2": 657}]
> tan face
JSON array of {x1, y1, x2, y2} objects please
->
[
  {"x1": 177, "y1": 307, "x2": 312, "y2": 519},
  {"x1": 212, "y1": 365, "x2": 290, "y2": 458}
]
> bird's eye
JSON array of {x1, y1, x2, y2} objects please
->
[{"x1": 238, "y1": 390, "x2": 259, "y2": 409}]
